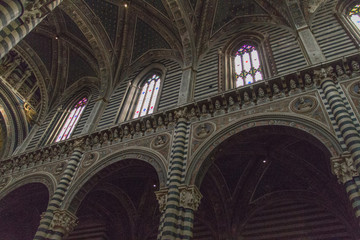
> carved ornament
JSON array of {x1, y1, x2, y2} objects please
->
[
  {"x1": 179, "y1": 185, "x2": 202, "y2": 211},
  {"x1": 331, "y1": 152, "x2": 359, "y2": 184},
  {"x1": 50, "y1": 209, "x2": 78, "y2": 237},
  {"x1": 155, "y1": 188, "x2": 168, "y2": 212}
]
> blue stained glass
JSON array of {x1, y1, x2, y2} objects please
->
[
  {"x1": 55, "y1": 98, "x2": 87, "y2": 142},
  {"x1": 134, "y1": 74, "x2": 161, "y2": 118}
]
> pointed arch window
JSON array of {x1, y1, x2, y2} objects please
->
[
  {"x1": 55, "y1": 97, "x2": 87, "y2": 142},
  {"x1": 349, "y1": 4, "x2": 360, "y2": 30},
  {"x1": 234, "y1": 44, "x2": 263, "y2": 87},
  {"x1": 133, "y1": 74, "x2": 161, "y2": 119}
]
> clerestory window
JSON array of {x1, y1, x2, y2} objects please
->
[
  {"x1": 55, "y1": 97, "x2": 87, "y2": 142},
  {"x1": 234, "y1": 44, "x2": 263, "y2": 87},
  {"x1": 133, "y1": 74, "x2": 161, "y2": 119},
  {"x1": 349, "y1": 4, "x2": 360, "y2": 30}
]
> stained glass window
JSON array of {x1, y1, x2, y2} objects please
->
[
  {"x1": 234, "y1": 45, "x2": 263, "y2": 87},
  {"x1": 55, "y1": 97, "x2": 87, "y2": 142},
  {"x1": 350, "y1": 5, "x2": 360, "y2": 30},
  {"x1": 133, "y1": 74, "x2": 161, "y2": 119}
]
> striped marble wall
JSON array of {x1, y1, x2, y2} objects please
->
[
  {"x1": 26, "y1": 89, "x2": 99, "y2": 150},
  {"x1": 194, "y1": 24, "x2": 308, "y2": 100},
  {"x1": 97, "y1": 58, "x2": 182, "y2": 130},
  {"x1": 311, "y1": 0, "x2": 358, "y2": 60}
]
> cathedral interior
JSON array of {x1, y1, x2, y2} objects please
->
[{"x1": 2, "y1": 0, "x2": 360, "y2": 239}]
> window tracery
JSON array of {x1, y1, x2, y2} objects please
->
[
  {"x1": 234, "y1": 44, "x2": 263, "y2": 87},
  {"x1": 55, "y1": 97, "x2": 87, "y2": 142},
  {"x1": 133, "y1": 74, "x2": 161, "y2": 119}
]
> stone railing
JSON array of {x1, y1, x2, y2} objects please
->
[{"x1": 1, "y1": 53, "x2": 360, "y2": 174}]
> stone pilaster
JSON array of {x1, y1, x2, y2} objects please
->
[
  {"x1": 331, "y1": 152, "x2": 360, "y2": 219},
  {"x1": 178, "y1": 66, "x2": 197, "y2": 105},
  {"x1": 34, "y1": 139, "x2": 84, "y2": 240},
  {"x1": 286, "y1": 0, "x2": 326, "y2": 64}
]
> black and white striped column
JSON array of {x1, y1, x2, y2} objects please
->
[
  {"x1": 331, "y1": 154, "x2": 360, "y2": 219},
  {"x1": 157, "y1": 115, "x2": 198, "y2": 239},
  {"x1": 320, "y1": 75, "x2": 360, "y2": 172},
  {"x1": 34, "y1": 144, "x2": 83, "y2": 240},
  {"x1": 0, "y1": 0, "x2": 23, "y2": 32},
  {"x1": 0, "y1": 0, "x2": 63, "y2": 59}
]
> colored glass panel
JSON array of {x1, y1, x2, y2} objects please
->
[
  {"x1": 133, "y1": 83, "x2": 148, "y2": 118},
  {"x1": 55, "y1": 98, "x2": 87, "y2": 142},
  {"x1": 133, "y1": 74, "x2": 161, "y2": 119},
  {"x1": 235, "y1": 55, "x2": 242, "y2": 74},
  {"x1": 234, "y1": 44, "x2": 262, "y2": 87},
  {"x1": 350, "y1": 5, "x2": 360, "y2": 30},
  {"x1": 149, "y1": 79, "x2": 161, "y2": 114}
]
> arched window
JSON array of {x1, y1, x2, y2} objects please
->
[
  {"x1": 133, "y1": 74, "x2": 161, "y2": 119},
  {"x1": 55, "y1": 97, "x2": 87, "y2": 142},
  {"x1": 234, "y1": 44, "x2": 263, "y2": 87},
  {"x1": 349, "y1": 4, "x2": 360, "y2": 30}
]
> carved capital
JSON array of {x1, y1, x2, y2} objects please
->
[
  {"x1": 331, "y1": 152, "x2": 359, "y2": 184},
  {"x1": 155, "y1": 188, "x2": 168, "y2": 212},
  {"x1": 179, "y1": 185, "x2": 202, "y2": 211},
  {"x1": 73, "y1": 138, "x2": 85, "y2": 150},
  {"x1": 49, "y1": 209, "x2": 78, "y2": 237}
]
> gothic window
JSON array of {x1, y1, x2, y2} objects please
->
[
  {"x1": 234, "y1": 44, "x2": 263, "y2": 87},
  {"x1": 133, "y1": 74, "x2": 161, "y2": 119},
  {"x1": 55, "y1": 97, "x2": 87, "y2": 142},
  {"x1": 349, "y1": 4, "x2": 360, "y2": 30}
]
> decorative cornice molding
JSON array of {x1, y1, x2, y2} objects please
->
[{"x1": 1, "y1": 53, "x2": 359, "y2": 174}]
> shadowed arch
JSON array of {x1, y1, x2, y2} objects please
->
[
  {"x1": 0, "y1": 172, "x2": 56, "y2": 201},
  {"x1": 236, "y1": 190, "x2": 359, "y2": 238},
  {"x1": 186, "y1": 113, "x2": 343, "y2": 187},
  {"x1": 64, "y1": 147, "x2": 167, "y2": 213}
]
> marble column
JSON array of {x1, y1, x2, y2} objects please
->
[
  {"x1": 318, "y1": 68, "x2": 360, "y2": 172},
  {"x1": 34, "y1": 140, "x2": 83, "y2": 240},
  {"x1": 331, "y1": 152, "x2": 360, "y2": 219}
]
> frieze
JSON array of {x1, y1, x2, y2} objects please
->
[{"x1": 1, "y1": 56, "x2": 359, "y2": 175}]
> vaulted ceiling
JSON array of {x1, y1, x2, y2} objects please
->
[{"x1": 5, "y1": 0, "x2": 333, "y2": 118}]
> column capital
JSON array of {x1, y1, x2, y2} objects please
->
[
  {"x1": 179, "y1": 185, "x2": 202, "y2": 211},
  {"x1": 155, "y1": 188, "x2": 169, "y2": 212},
  {"x1": 331, "y1": 152, "x2": 359, "y2": 184},
  {"x1": 49, "y1": 209, "x2": 78, "y2": 237},
  {"x1": 314, "y1": 66, "x2": 336, "y2": 86},
  {"x1": 73, "y1": 138, "x2": 85, "y2": 151}
]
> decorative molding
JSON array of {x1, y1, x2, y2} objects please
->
[
  {"x1": 49, "y1": 209, "x2": 78, "y2": 237},
  {"x1": 179, "y1": 185, "x2": 202, "y2": 211},
  {"x1": 155, "y1": 188, "x2": 168, "y2": 212},
  {"x1": 331, "y1": 152, "x2": 359, "y2": 184}
]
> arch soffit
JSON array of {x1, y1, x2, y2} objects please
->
[
  {"x1": 60, "y1": 78, "x2": 100, "y2": 109},
  {"x1": 131, "y1": 63, "x2": 168, "y2": 88},
  {"x1": 117, "y1": 54, "x2": 182, "y2": 90},
  {"x1": 13, "y1": 43, "x2": 50, "y2": 123},
  {"x1": 0, "y1": 172, "x2": 56, "y2": 201},
  {"x1": 186, "y1": 113, "x2": 342, "y2": 187},
  {"x1": 63, "y1": 146, "x2": 168, "y2": 211},
  {"x1": 336, "y1": 0, "x2": 356, "y2": 14}
]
